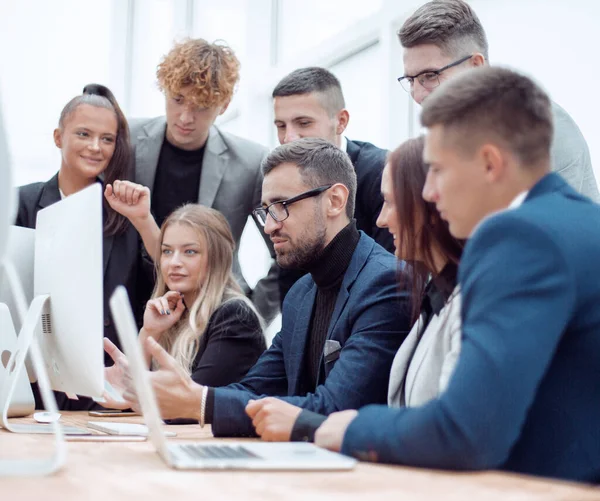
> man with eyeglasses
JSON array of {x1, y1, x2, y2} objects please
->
[
  {"x1": 113, "y1": 137, "x2": 410, "y2": 440},
  {"x1": 397, "y1": 0, "x2": 599, "y2": 201}
]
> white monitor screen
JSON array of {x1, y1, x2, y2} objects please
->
[
  {"x1": 0, "y1": 226, "x2": 35, "y2": 334},
  {"x1": 34, "y1": 183, "x2": 104, "y2": 398}
]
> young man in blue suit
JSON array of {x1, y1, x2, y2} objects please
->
[
  {"x1": 106, "y1": 137, "x2": 410, "y2": 439},
  {"x1": 314, "y1": 68, "x2": 600, "y2": 483}
]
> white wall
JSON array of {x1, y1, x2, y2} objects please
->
[
  {"x1": 469, "y1": 0, "x2": 600, "y2": 180},
  {"x1": 0, "y1": 0, "x2": 118, "y2": 186}
]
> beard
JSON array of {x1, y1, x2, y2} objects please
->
[{"x1": 273, "y1": 211, "x2": 327, "y2": 270}]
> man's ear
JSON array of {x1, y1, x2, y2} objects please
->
[
  {"x1": 218, "y1": 100, "x2": 231, "y2": 116},
  {"x1": 326, "y1": 183, "x2": 349, "y2": 217},
  {"x1": 471, "y1": 52, "x2": 486, "y2": 67},
  {"x1": 335, "y1": 109, "x2": 349, "y2": 135},
  {"x1": 53, "y1": 128, "x2": 62, "y2": 149},
  {"x1": 480, "y1": 143, "x2": 506, "y2": 183}
]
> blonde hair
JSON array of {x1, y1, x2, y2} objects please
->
[
  {"x1": 152, "y1": 204, "x2": 260, "y2": 373},
  {"x1": 156, "y1": 38, "x2": 240, "y2": 109}
]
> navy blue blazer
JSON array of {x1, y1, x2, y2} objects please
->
[
  {"x1": 342, "y1": 174, "x2": 600, "y2": 483},
  {"x1": 277, "y1": 139, "x2": 394, "y2": 304},
  {"x1": 212, "y1": 233, "x2": 411, "y2": 436}
]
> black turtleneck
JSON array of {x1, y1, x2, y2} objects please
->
[{"x1": 299, "y1": 220, "x2": 360, "y2": 393}]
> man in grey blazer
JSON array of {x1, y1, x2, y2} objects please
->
[
  {"x1": 397, "y1": 0, "x2": 599, "y2": 201},
  {"x1": 130, "y1": 39, "x2": 279, "y2": 323}
]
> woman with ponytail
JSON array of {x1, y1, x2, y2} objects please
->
[{"x1": 16, "y1": 84, "x2": 140, "y2": 408}]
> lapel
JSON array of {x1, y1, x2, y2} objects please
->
[
  {"x1": 387, "y1": 319, "x2": 422, "y2": 406},
  {"x1": 98, "y1": 168, "x2": 114, "y2": 277},
  {"x1": 403, "y1": 315, "x2": 441, "y2": 404},
  {"x1": 288, "y1": 283, "x2": 318, "y2": 394},
  {"x1": 345, "y1": 139, "x2": 360, "y2": 166},
  {"x1": 102, "y1": 230, "x2": 114, "y2": 279},
  {"x1": 37, "y1": 174, "x2": 62, "y2": 211},
  {"x1": 401, "y1": 286, "x2": 461, "y2": 405},
  {"x1": 198, "y1": 126, "x2": 228, "y2": 207},
  {"x1": 134, "y1": 118, "x2": 166, "y2": 189},
  {"x1": 326, "y1": 233, "x2": 373, "y2": 340}
]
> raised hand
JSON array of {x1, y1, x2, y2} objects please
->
[
  {"x1": 127, "y1": 337, "x2": 203, "y2": 420},
  {"x1": 142, "y1": 291, "x2": 186, "y2": 340},
  {"x1": 104, "y1": 180, "x2": 151, "y2": 223},
  {"x1": 100, "y1": 338, "x2": 136, "y2": 410}
]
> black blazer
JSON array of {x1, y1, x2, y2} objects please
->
[
  {"x1": 16, "y1": 174, "x2": 141, "y2": 367},
  {"x1": 278, "y1": 138, "x2": 394, "y2": 303},
  {"x1": 189, "y1": 299, "x2": 266, "y2": 387},
  {"x1": 346, "y1": 139, "x2": 394, "y2": 253}
]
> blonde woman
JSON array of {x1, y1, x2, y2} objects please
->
[{"x1": 104, "y1": 193, "x2": 266, "y2": 387}]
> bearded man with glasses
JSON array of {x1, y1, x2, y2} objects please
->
[
  {"x1": 397, "y1": 0, "x2": 599, "y2": 201},
  {"x1": 116, "y1": 137, "x2": 410, "y2": 440}
]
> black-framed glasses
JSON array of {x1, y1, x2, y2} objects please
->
[
  {"x1": 253, "y1": 185, "x2": 333, "y2": 226},
  {"x1": 397, "y1": 55, "x2": 473, "y2": 93}
]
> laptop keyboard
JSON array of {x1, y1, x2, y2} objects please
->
[{"x1": 178, "y1": 444, "x2": 260, "y2": 460}]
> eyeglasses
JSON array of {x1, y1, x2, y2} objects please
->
[
  {"x1": 253, "y1": 185, "x2": 333, "y2": 226},
  {"x1": 397, "y1": 55, "x2": 473, "y2": 93}
]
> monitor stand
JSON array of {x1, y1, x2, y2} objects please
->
[{"x1": 0, "y1": 260, "x2": 65, "y2": 476}]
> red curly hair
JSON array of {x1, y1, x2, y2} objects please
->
[{"x1": 157, "y1": 38, "x2": 240, "y2": 108}]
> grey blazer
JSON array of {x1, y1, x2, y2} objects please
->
[
  {"x1": 129, "y1": 117, "x2": 279, "y2": 322},
  {"x1": 551, "y1": 102, "x2": 599, "y2": 202},
  {"x1": 388, "y1": 287, "x2": 461, "y2": 408}
]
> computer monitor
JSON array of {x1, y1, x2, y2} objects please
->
[
  {"x1": 1, "y1": 184, "x2": 105, "y2": 408},
  {"x1": 33, "y1": 182, "x2": 105, "y2": 398},
  {"x1": 0, "y1": 96, "x2": 65, "y2": 475},
  {"x1": 0, "y1": 227, "x2": 36, "y2": 415},
  {"x1": 0, "y1": 94, "x2": 15, "y2": 260},
  {"x1": 0, "y1": 227, "x2": 35, "y2": 335}
]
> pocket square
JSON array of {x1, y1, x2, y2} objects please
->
[{"x1": 324, "y1": 339, "x2": 342, "y2": 363}]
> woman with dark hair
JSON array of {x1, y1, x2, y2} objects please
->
[
  {"x1": 16, "y1": 84, "x2": 139, "y2": 409},
  {"x1": 380, "y1": 135, "x2": 463, "y2": 408},
  {"x1": 243, "y1": 135, "x2": 464, "y2": 441}
]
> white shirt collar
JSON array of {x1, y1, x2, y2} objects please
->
[
  {"x1": 340, "y1": 135, "x2": 348, "y2": 153},
  {"x1": 508, "y1": 191, "x2": 529, "y2": 209}
]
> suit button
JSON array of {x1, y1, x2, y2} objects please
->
[{"x1": 104, "y1": 318, "x2": 111, "y2": 327}]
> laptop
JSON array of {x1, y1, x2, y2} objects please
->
[{"x1": 109, "y1": 286, "x2": 357, "y2": 471}]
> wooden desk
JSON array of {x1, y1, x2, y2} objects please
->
[{"x1": 1, "y1": 412, "x2": 598, "y2": 501}]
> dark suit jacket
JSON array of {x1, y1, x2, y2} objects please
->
[
  {"x1": 211, "y1": 233, "x2": 411, "y2": 437},
  {"x1": 342, "y1": 174, "x2": 600, "y2": 483},
  {"x1": 346, "y1": 139, "x2": 393, "y2": 252},
  {"x1": 189, "y1": 299, "x2": 266, "y2": 387},
  {"x1": 16, "y1": 174, "x2": 140, "y2": 366},
  {"x1": 278, "y1": 139, "x2": 394, "y2": 303}
]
